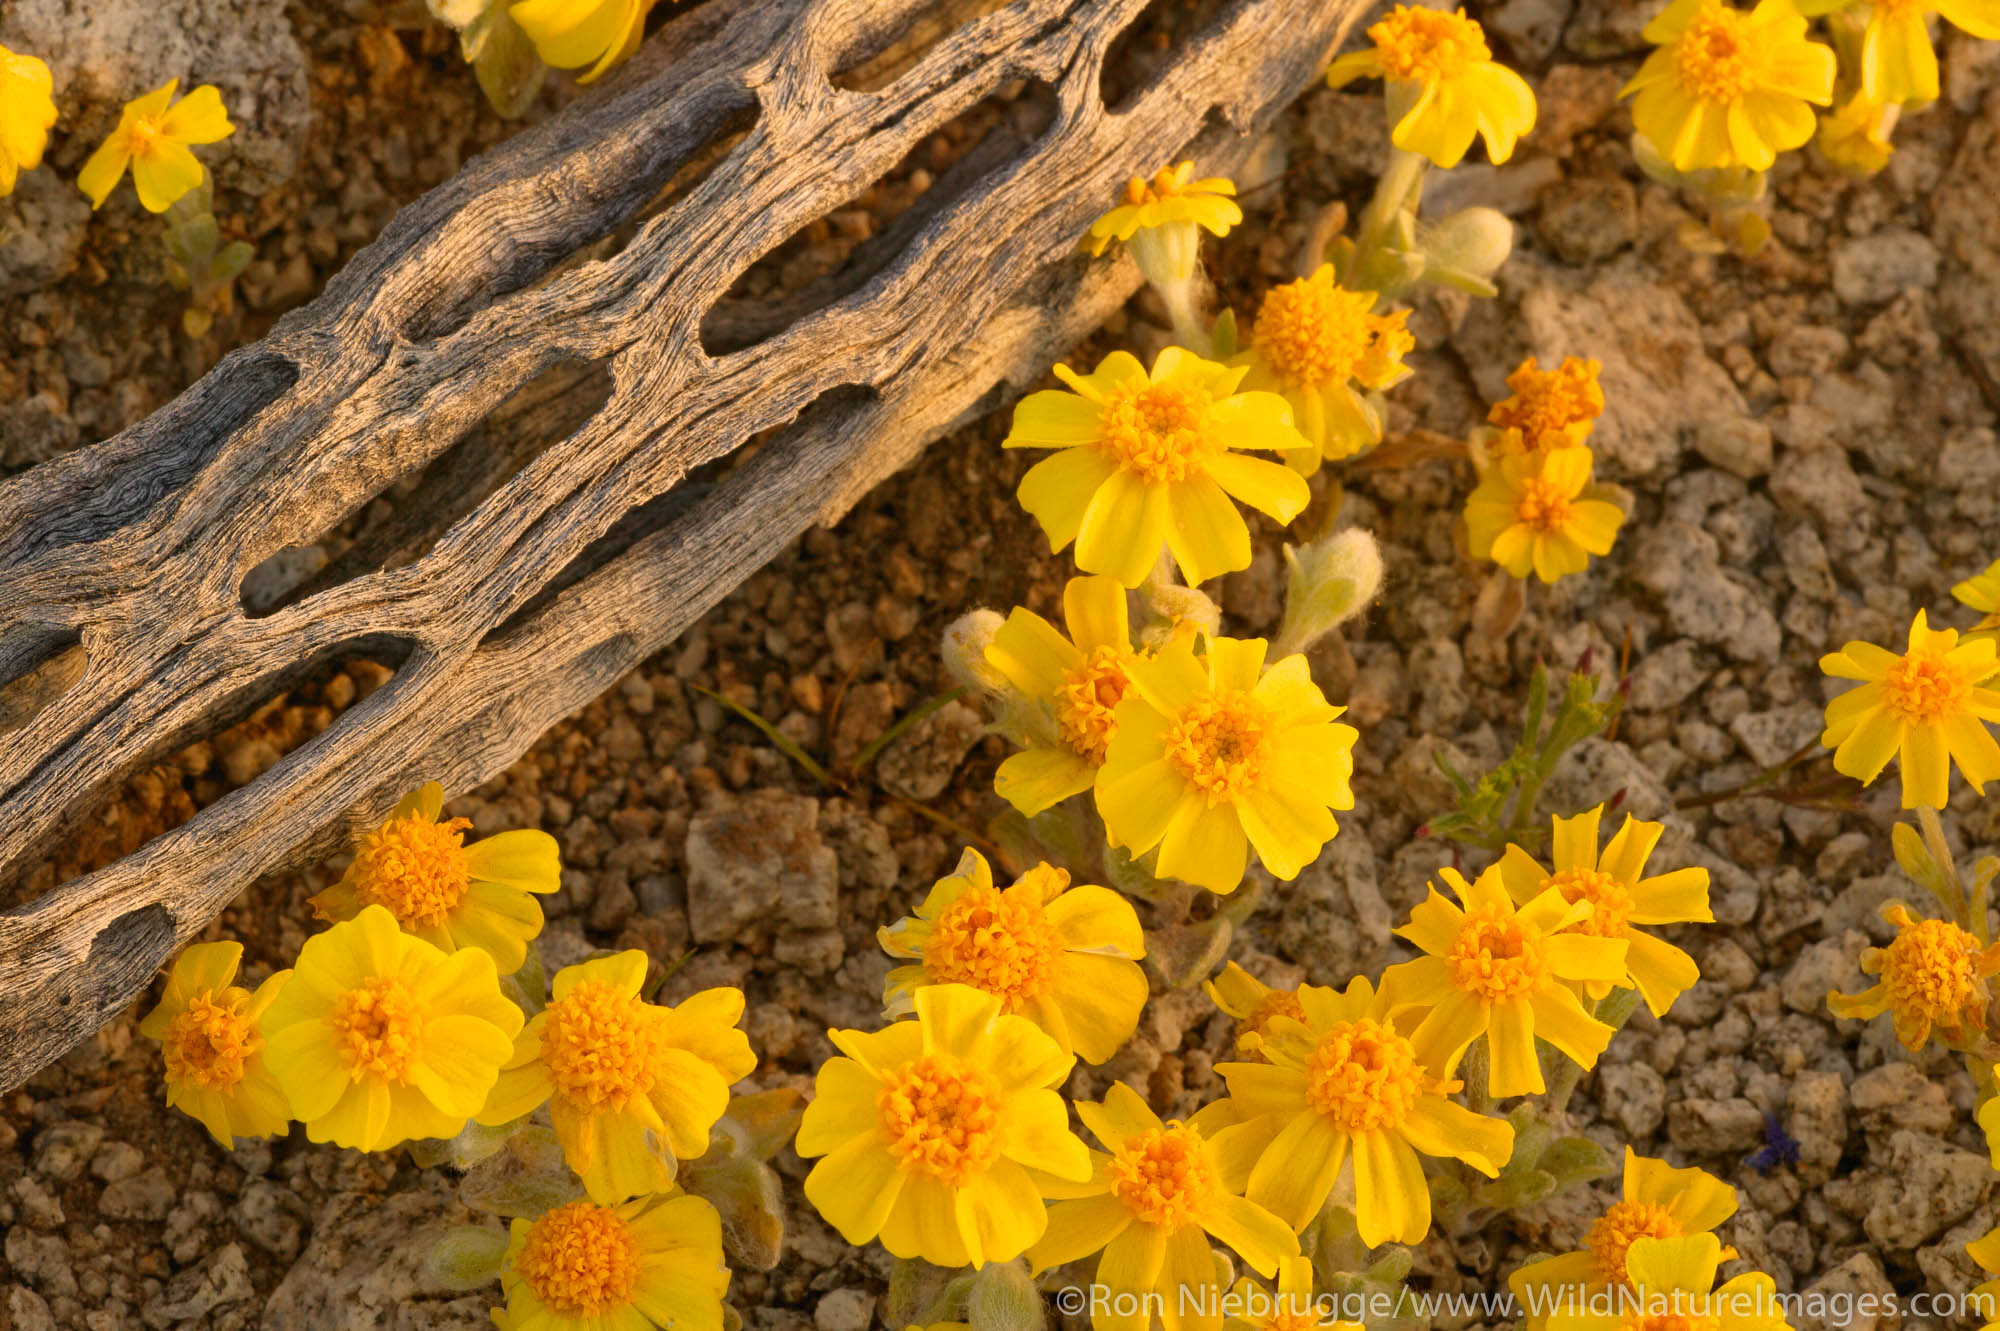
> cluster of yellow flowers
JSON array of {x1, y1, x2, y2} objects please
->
[
  {"x1": 140, "y1": 783, "x2": 750, "y2": 1331},
  {"x1": 1624, "y1": 0, "x2": 2000, "y2": 182},
  {"x1": 0, "y1": 49, "x2": 233, "y2": 212}
]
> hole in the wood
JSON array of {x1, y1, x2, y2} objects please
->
[
  {"x1": 239, "y1": 358, "x2": 616, "y2": 618},
  {"x1": 0, "y1": 625, "x2": 85, "y2": 737},
  {"x1": 0, "y1": 638, "x2": 415, "y2": 912},
  {"x1": 1100, "y1": 0, "x2": 1240, "y2": 113},
  {"x1": 700, "y1": 80, "x2": 1057, "y2": 357},
  {"x1": 484, "y1": 383, "x2": 883, "y2": 642},
  {"x1": 401, "y1": 80, "x2": 761, "y2": 342},
  {"x1": 829, "y1": 0, "x2": 1017, "y2": 94},
  {"x1": 87, "y1": 905, "x2": 178, "y2": 997},
  {"x1": 2, "y1": 351, "x2": 299, "y2": 566}
]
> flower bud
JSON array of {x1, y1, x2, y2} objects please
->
[
  {"x1": 424, "y1": 1225, "x2": 509, "y2": 1291},
  {"x1": 1276, "y1": 528, "x2": 1383, "y2": 655},
  {"x1": 1420, "y1": 206, "x2": 1514, "y2": 296},
  {"x1": 942, "y1": 609, "x2": 1009, "y2": 695},
  {"x1": 1138, "y1": 582, "x2": 1220, "y2": 650},
  {"x1": 967, "y1": 1260, "x2": 1043, "y2": 1331}
]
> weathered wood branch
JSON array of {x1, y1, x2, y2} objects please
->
[{"x1": 0, "y1": 0, "x2": 1365, "y2": 1090}]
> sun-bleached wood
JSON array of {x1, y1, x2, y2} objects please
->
[{"x1": 0, "y1": 0, "x2": 1364, "y2": 1089}]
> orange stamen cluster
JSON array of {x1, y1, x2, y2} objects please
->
[
  {"x1": 1447, "y1": 908, "x2": 1550, "y2": 1001},
  {"x1": 541, "y1": 980, "x2": 668, "y2": 1112},
  {"x1": 1164, "y1": 693, "x2": 1272, "y2": 805},
  {"x1": 1304, "y1": 1018, "x2": 1429, "y2": 1133},
  {"x1": 877, "y1": 1056, "x2": 1002, "y2": 1184},
  {"x1": 515, "y1": 1201, "x2": 642, "y2": 1316},
  {"x1": 1109, "y1": 1124, "x2": 1218, "y2": 1228},
  {"x1": 923, "y1": 884, "x2": 1067, "y2": 1005}
]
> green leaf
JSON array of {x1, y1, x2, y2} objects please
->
[
  {"x1": 967, "y1": 1260, "x2": 1042, "y2": 1331},
  {"x1": 694, "y1": 685, "x2": 835, "y2": 787},
  {"x1": 1475, "y1": 1168, "x2": 1557, "y2": 1209},
  {"x1": 469, "y1": 2, "x2": 546, "y2": 119},
  {"x1": 1541, "y1": 1135, "x2": 1616, "y2": 1185},
  {"x1": 423, "y1": 1224, "x2": 509, "y2": 1291}
]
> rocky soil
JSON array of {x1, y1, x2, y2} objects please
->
[{"x1": 5, "y1": 0, "x2": 2000, "y2": 1328}]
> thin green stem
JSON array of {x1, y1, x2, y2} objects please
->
[{"x1": 1341, "y1": 148, "x2": 1426, "y2": 289}]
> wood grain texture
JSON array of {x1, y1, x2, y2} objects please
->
[{"x1": 0, "y1": 0, "x2": 1365, "y2": 1090}]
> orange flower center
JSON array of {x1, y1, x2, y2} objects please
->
[
  {"x1": 1101, "y1": 381, "x2": 1219, "y2": 484},
  {"x1": 1514, "y1": 477, "x2": 1575, "y2": 534},
  {"x1": 923, "y1": 881, "x2": 1067, "y2": 1005},
  {"x1": 1242, "y1": 989, "x2": 1307, "y2": 1051},
  {"x1": 1304, "y1": 1017, "x2": 1429, "y2": 1133},
  {"x1": 514, "y1": 1201, "x2": 642, "y2": 1317},
  {"x1": 1881, "y1": 916, "x2": 1982, "y2": 1025},
  {"x1": 1164, "y1": 692, "x2": 1271, "y2": 806},
  {"x1": 1252, "y1": 271, "x2": 1378, "y2": 388},
  {"x1": 1124, "y1": 164, "x2": 1191, "y2": 207},
  {"x1": 877, "y1": 1056, "x2": 1002, "y2": 1185},
  {"x1": 1056, "y1": 646, "x2": 1135, "y2": 764},
  {"x1": 127, "y1": 116, "x2": 167, "y2": 161},
  {"x1": 1110, "y1": 1123, "x2": 1217, "y2": 1228},
  {"x1": 352, "y1": 813, "x2": 474, "y2": 931},
  {"x1": 1586, "y1": 1200, "x2": 1682, "y2": 1285},
  {"x1": 328, "y1": 978, "x2": 423, "y2": 1083},
  {"x1": 1673, "y1": 6, "x2": 1756, "y2": 103},
  {"x1": 1625, "y1": 1314, "x2": 1718, "y2": 1331},
  {"x1": 541, "y1": 980, "x2": 666, "y2": 1111},
  {"x1": 1882, "y1": 651, "x2": 1971, "y2": 726},
  {"x1": 1546, "y1": 868, "x2": 1634, "y2": 939},
  {"x1": 1487, "y1": 357, "x2": 1602, "y2": 449},
  {"x1": 162, "y1": 989, "x2": 258, "y2": 1091},
  {"x1": 1447, "y1": 907, "x2": 1549, "y2": 1001},
  {"x1": 1369, "y1": 5, "x2": 1490, "y2": 82}
]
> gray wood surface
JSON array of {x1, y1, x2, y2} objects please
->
[{"x1": 0, "y1": 0, "x2": 1364, "y2": 1090}]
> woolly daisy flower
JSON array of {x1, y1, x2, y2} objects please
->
[
  {"x1": 1325, "y1": 6, "x2": 1537, "y2": 168},
  {"x1": 510, "y1": 0, "x2": 669, "y2": 83},
  {"x1": 1463, "y1": 445, "x2": 1624, "y2": 584},
  {"x1": 1495, "y1": 805, "x2": 1712, "y2": 1016},
  {"x1": 1026, "y1": 1083, "x2": 1297, "y2": 1331},
  {"x1": 1203, "y1": 962, "x2": 1317, "y2": 1060},
  {"x1": 492, "y1": 1194, "x2": 729, "y2": 1331},
  {"x1": 1235, "y1": 266, "x2": 1413, "y2": 470},
  {"x1": 1545, "y1": 1234, "x2": 1788, "y2": 1331},
  {"x1": 1218, "y1": 974, "x2": 1513, "y2": 1246},
  {"x1": 1384, "y1": 864, "x2": 1628, "y2": 1099},
  {"x1": 879, "y1": 849, "x2": 1148, "y2": 1066},
  {"x1": 1827, "y1": 901, "x2": 2000, "y2": 1050},
  {"x1": 796, "y1": 984, "x2": 1091, "y2": 1268},
  {"x1": 262, "y1": 905, "x2": 523, "y2": 1150},
  {"x1": 477, "y1": 951, "x2": 756, "y2": 1203},
  {"x1": 1819, "y1": 609, "x2": 2000, "y2": 809},
  {"x1": 138, "y1": 942, "x2": 291, "y2": 1148},
  {"x1": 1485, "y1": 356, "x2": 1604, "y2": 454},
  {"x1": 1621, "y1": 0, "x2": 1835, "y2": 173},
  {"x1": 0, "y1": 45, "x2": 56, "y2": 197},
  {"x1": 1095, "y1": 635, "x2": 1357, "y2": 895},
  {"x1": 984, "y1": 575, "x2": 1144, "y2": 815},
  {"x1": 1085, "y1": 161, "x2": 1242, "y2": 257},
  {"x1": 78, "y1": 78, "x2": 233, "y2": 212},
  {"x1": 309, "y1": 781, "x2": 560, "y2": 974},
  {"x1": 1004, "y1": 348, "x2": 1310, "y2": 588},
  {"x1": 1509, "y1": 1149, "x2": 1739, "y2": 1330}
]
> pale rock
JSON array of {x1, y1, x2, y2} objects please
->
[
  {"x1": 1667, "y1": 1097, "x2": 1767, "y2": 1153},
  {"x1": 1729, "y1": 704, "x2": 1822, "y2": 768},
  {"x1": 1779, "y1": 932, "x2": 1867, "y2": 1015},
  {"x1": 1793, "y1": 1253, "x2": 1898, "y2": 1331},
  {"x1": 875, "y1": 700, "x2": 984, "y2": 801},
  {"x1": 1786, "y1": 1070, "x2": 1849, "y2": 1184},
  {"x1": 1863, "y1": 1132, "x2": 1990, "y2": 1248},
  {"x1": 685, "y1": 790, "x2": 839, "y2": 943},
  {"x1": 1831, "y1": 228, "x2": 1941, "y2": 304},
  {"x1": 0, "y1": 171, "x2": 91, "y2": 298}
]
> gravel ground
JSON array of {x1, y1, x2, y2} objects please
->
[{"x1": 6, "y1": 1, "x2": 2000, "y2": 1329}]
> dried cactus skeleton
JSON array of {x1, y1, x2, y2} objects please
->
[{"x1": 0, "y1": 0, "x2": 1363, "y2": 1090}]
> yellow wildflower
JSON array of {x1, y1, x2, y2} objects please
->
[
  {"x1": 1823, "y1": 0, "x2": 2000, "y2": 105},
  {"x1": 1095, "y1": 635, "x2": 1358, "y2": 894},
  {"x1": 796, "y1": 984, "x2": 1091, "y2": 1268},
  {"x1": 1546, "y1": 1234, "x2": 1788, "y2": 1331},
  {"x1": 477, "y1": 951, "x2": 755, "y2": 1203},
  {"x1": 492, "y1": 1194, "x2": 728, "y2": 1331},
  {"x1": 0, "y1": 45, "x2": 56, "y2": 197},
  {"x1": 1486, "y1": 356, "x2": 1604, "y2": 454},
  {"x1": 1224, "y1": 1257, "x2": 1364, "y2": 1331},
  {"x1": 1508, "y1": 1148, "x2": 1739, "y2": 1331},
  {"x1": 1219, "y1": 974, "x2": 1513, "y2": 1244},
  {"x1": 309, "y1": 781, "x2": 559, "y2": 974},
  {"x1": 137, "y1": 942, "x2": 291, "y2": 1148},
  {"x1": 261, "y1": 904, "x2": 522, "y2": 1150},
  {"x1": 1622, "y1": 0, "x2": 1835, "y2": 173},
  {"x1": 1969, "y1": 1224, "x2": 2000, "y2": 1331},
  {"x1": 1954, "y1": 556, "x2": 2000, "y2": 637},
  {"x1": 1026, "y1": 1084, "x2": 1297, "y2": 1331},
  {"x1": 1384, "y1": 864, "x2": 1628, "y2": 1098},
  {"x1": 879, "y1": 849, "x2": 1148, "y2": 1065},
  {"x1": 1203, "y1": 962, "x2": 1318, "y2": 1060},
  {"x1": 1817, "y1": 93, "x2": 1896, "y2": 175},
  {"x1": 1235, "y1": 266, "x2": 1414, "y2": 470},
  {"x1": 1464, "y1": 445, "x2": 1624, "y2": 584},
  {"x1": 984, "y1": 575, "x2": 1143, "y2": 815},
  {"x1": 1325, "y1": 7, "x2": 1537, "y2": 169},
  {"x1": 78, "y1": 78, "x2": 234, "y2": 212},
  {"x1": 1005, "y1": 348, "x2": 1310, "y2": 587},
  {"x1": 1495, "y1": 805, "x2": 1713, "y2": 1016},
  {"x1": 1820, "y1": 609, "x2": 2000, "y2": 809},
  {"x1": 1827, "y1": 901, "x2": 2000, "y2": 1050},
  {"x1": 510, "y1": 0, "x2": 670, "y2": 84},
  {"x1": 1085, "y1": 161, "x2": 1241, "y2": 257}
]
